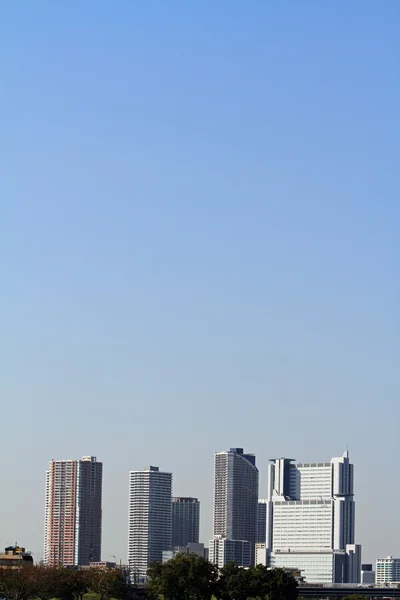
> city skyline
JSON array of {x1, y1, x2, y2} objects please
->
[
  {"x1": 41, "y1": 448, "x2": 367, "y2": 583},
  {"x1": 3, "y1": 446, "x2": 397, "y2": 568},
  {"x1": 2, "y1": 1, "x2": 398, "y2": 573}
]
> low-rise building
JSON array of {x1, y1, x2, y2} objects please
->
[
  {"x1": 376, "y1": 557, "x2": 400, "y2": 586},
  {"x1": 209, "y1": 537, "x2": 252, "y2": 569},
  {"x1": 162, "y1": 543, "x2": 206, "y2": 563},
  {"x1": 0, "y1": 546, "x2": 33, "y2": 568},
  {"x1": 361, "y1": 563, "x2": 375, "y2": 585},
  {"x1": 88, "y1": 561, "x2": 117, "y2": 569}
]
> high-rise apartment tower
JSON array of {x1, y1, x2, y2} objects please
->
[
  {"x1": 128, "y1": 466, "x2": 172, "y2": 582},
  {"x1": 210, "y1": 447, "x2": 259, "y2": 567},
  {"x1": 44, "y1": 456, "x2": 102, "y2": 566}
]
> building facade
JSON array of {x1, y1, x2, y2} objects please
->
[
  {"x1": 44, "y1": 456, "x2": 102, "y2": 567},
  {"x1": 256, "y1": 543, "x2": 267, "y2": 566},
  {"x1": 376, "y1": 557, "x2": 400, "y2": 585},
  {"x1": 172, "y1": 497, "x2": 200, "y2": 546},
  {"x1": 162, "y1": 542, "x2": 206, "y2": 563},
  {"x1": 209, "y1": 537, "x2": 252, "y2": 569},
  {"x1": 257, "y1": 500, "x2": 267, "y2": 544},
  {"x1": 0, "y1": 546, "x2": 33, "y2": 568},
  {"x1": 128, "y1": 466, "x2": 172, "y2": 583},
  {"x1": 265, "y1": 451, "x2": 360, "y2": 584},
  {"x1": 361, "y1": 563, "x2": 375, "y2": 584},
  {"x1": 210, "y1": 447, "x2": 259, "y2": 566}
]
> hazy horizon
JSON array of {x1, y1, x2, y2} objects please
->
[{"x1": 1, "y1": 1, "x2": 399, "y2": 568}]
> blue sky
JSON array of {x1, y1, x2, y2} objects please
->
[{"x1": 1, "y1": 1, "x2": 399, "y2": 564}]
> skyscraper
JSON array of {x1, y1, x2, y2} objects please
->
[
  {"x1": 210, "y1": 447, "x2": 259, "y2": 567},
  {"x1": 265, "y1": 451, "x2": 361, "y2": 584},
  {"x1": 172, "y1": 497, "x2": 200, "y2": 546},
  {"x1": 44, "y1": 456, "x2": 102, "y2": 567},
  {"x1": 128, "y1": 466, "x2": 172, "y2": 582}
]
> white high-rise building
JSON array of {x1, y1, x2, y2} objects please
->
[
  {"x1": 265, "y1": 451, "x2": 361, "y2": 584},
  {"x1": 376, "y1": 557, "x2": 400, "y2": 585},
  {"x1": 210, "y1": 447, "x2": 259, "y2": 567},
  {"x1": 128, "y1": 466, "x2": 172, "y2": 583}
]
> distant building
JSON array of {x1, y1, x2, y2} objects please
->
[
  {"x1": 44, "y1": 456, "x2": 103, "y2": 567},
  {"x1": 361, "y1": 564, "x2": 375, "y2": 584},
  {"x1": 346, "y1": 544, "x2": 362, "y2": 584},
  {"x1": 256, "y1": 543, "x2": 267, "y2": 566},
  {"x1": 257, "y1": 500, "x2": 267, "y2": 544},
  {"x1": 266, "y1": 451, "x2": 361, "y2": 584},
  {"x1": 210, "y1": 447, "x2": 259, "y2": 567},
  {"x1": 88, "y1": 561, "x2": 117, "y2": 570},
  {"x1": 172, "y1": 497, "x2": 200, "y2": 546},
  {"x1": 284, "y1": 568, "x2": 305, "y2": 584},
  {"x1": 128, "y1": 466, "x2": 172, "y2": 583},
  {"x1": 376, "y1": 557, "x2": 400, "y2": 586},
  {"x1": 0, "y1": 546, "x2": 33, "y2": 568},
  {"x1": 162, "y1": 542, "x2": 206, "y2": 563},
  {"x1": 209, "y1": 537, "x2": 252, "y2": 569}
]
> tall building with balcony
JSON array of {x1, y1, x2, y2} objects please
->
[
  {"x1": 265, "y1": 450, "x2": 361, "y2": 584},
  {"x1": 376, "y1": 557, "x2": 400, "y2": 585},
  {"x1": 44, "y1": 456, "x2": 102, "y2": 566},
  {"x1": 128, "y1": 466, "x2": 172, "y2": 583},
  {"x1": 210, "y1": 447, "x2": 259, "y2": 567},
  {"x1": 172, "y1": 497, "x2": 200, "y2": 546}
]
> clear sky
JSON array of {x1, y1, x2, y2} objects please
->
[{"x1": 1, "y1": 1, "x2": 399, "y2": 566}]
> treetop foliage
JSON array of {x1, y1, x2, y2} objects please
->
[
  {"x1": 148, "y1": 553, "x2": 298, "y2": 600},
  {"x1": 0, "y1": 565, "x2": 128, "y2": 600},
  {"x1": 0, "y1": 554, "x2": 298, "y2": 600}
]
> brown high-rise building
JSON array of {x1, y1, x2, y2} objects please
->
[{"x1": 44, "y1": 456, "x2": 102, "y2": 566}]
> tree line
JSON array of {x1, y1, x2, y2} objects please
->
[
  {"x1": 0, "y1": 565, "x2": 128, "y2": 600},
  {"x1": 0, "y1": 554, "x2": 298, "y2": 600},
  {"x1": 148, "y1": 553, "x2": 298, "y2": 600}
]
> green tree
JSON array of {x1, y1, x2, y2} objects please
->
[
  {"x1": 90, "y1": 568, "x2": 128, "y2": 600},
  {"x1": 49, "y1": 567, "x2": 90, "y2": 600},
  {"x1": 218, "y1": 562, "x2": 252, "y2": 600},
  {"x1": 29, "y1": 566, "x2": 55, "y2": 600},
  {"x1": 0, "y1": 567, "x2": 34, "y2": 600},
  {"x1": 72, "y1": 569, "x2": 91, "y2": 600},
  {"x1": 266, "y1": 568, "x2": 298, "y2": 600},
  {"x1": 147, "y1": 553, "x2": 219, "y2": 600},
  {"x1": 218, "y1": 564, "x2": 297, "y2": 600}
]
